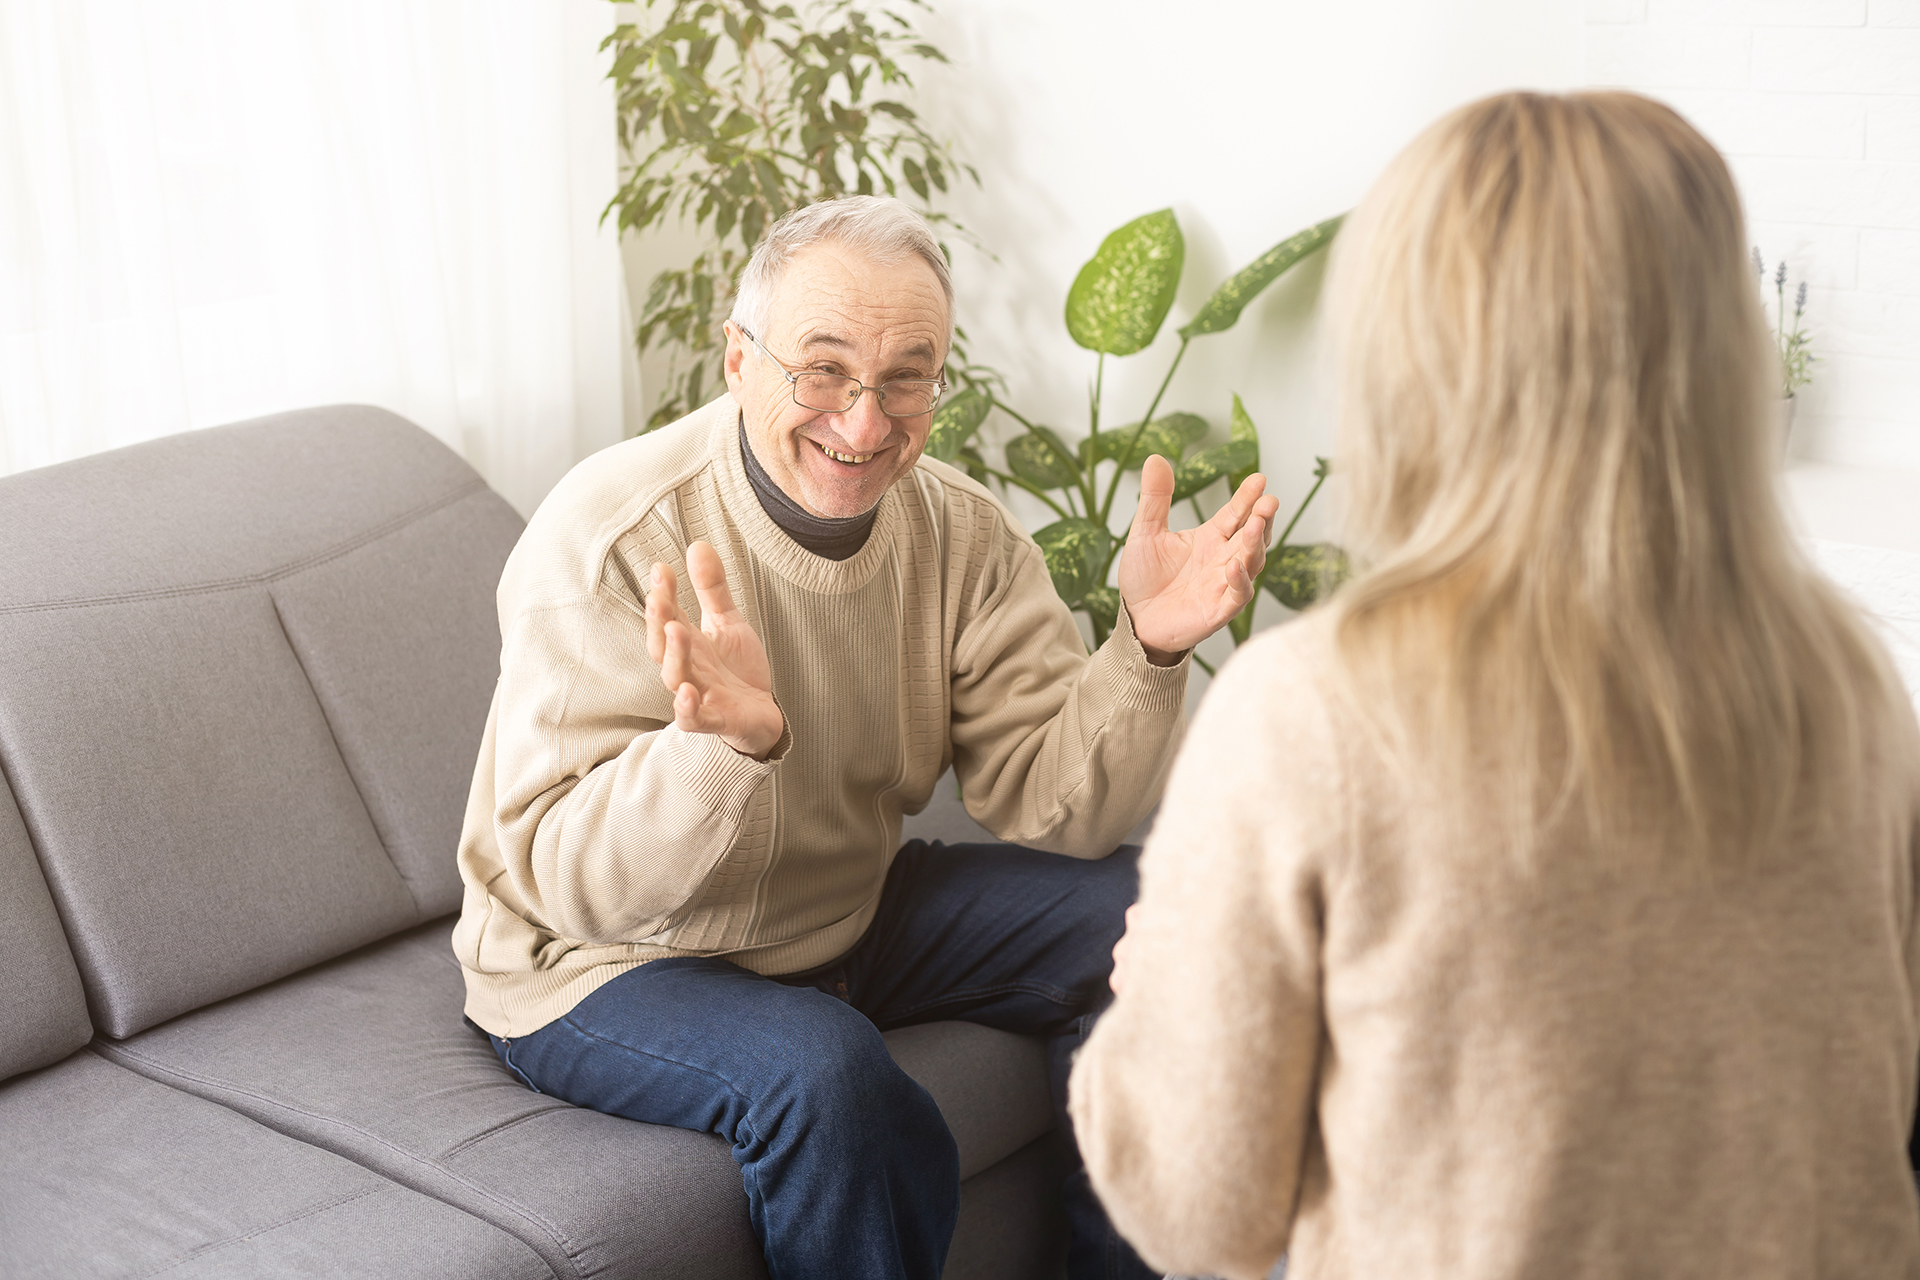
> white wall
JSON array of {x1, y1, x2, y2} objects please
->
[
  {"x1": 898, "y1": 0, "x2": 1580, "y2": 673},
  {"x1": 1586, "y1": 0, "x2": 1920, "y2": 470}
]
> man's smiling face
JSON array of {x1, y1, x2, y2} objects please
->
[{"x1": 725, "y1": 241, "x2": 949, "y2": 520}]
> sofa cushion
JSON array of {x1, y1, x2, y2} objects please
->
[
  {"x1": 0, "y1": 405, "x2": 493, "y2": 603},
  {"x1": 267, "y1": 493, "x2": 521, "y2": 917},
  {"x1": 96, "y1": 919, "x2": 1061, "y2": 1280},
  {"x1": 0, "y1": 1049, "x2": 552, "y2": 1279},
  {"x1": 0, "y1": 769, "x2": 91, "y2": 1082},
  {"x1": 0, "y1": 588, "x2": 420, "y2": 1039},
  {"x1": 0, "y1": 406, "x2": 522, "y2": 1038}
]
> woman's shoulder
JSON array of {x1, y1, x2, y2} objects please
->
[
  {"x1": 1177, "y1": 612, "x2": 1358, "y2": 826},
  {"x1": 1197, "y1": 610, "x2": 1346, "y2": 738}
]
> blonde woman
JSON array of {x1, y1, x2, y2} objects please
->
[{"x1": 1068, "y1": 91, "x2": 1920, "y2": 1280}]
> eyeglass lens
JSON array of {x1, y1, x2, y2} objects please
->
[{"x1": 792, "y1": 373, "x2": 940, "y2": 418}]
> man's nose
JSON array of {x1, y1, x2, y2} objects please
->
[{"x1": 831, "y1": 389, "x2": 894, "y2": 451}]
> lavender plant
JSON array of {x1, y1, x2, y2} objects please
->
[{"x1": 1753, "y1": 249, "x2": 1817, "y2": 398}]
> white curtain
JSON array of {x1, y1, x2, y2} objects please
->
[{"x1": 0, "y1": 0, "x2": 633, "y2": 517}]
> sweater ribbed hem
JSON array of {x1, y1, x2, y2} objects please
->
[{"x1": 461, "y1": 899, "x2": 882, "y2": 1037}]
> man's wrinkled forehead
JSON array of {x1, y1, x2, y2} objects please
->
[
  {"x1": 767, "y1": 243, "x2": 950, "y2": 348},
  {"x1": 789, "y1": 326, "x2": 941, "y2": 365}
]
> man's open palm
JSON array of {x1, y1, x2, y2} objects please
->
[
  {"x1": 647, "y1": 541, "x2": 784, "y2": 758},
  {"x1": 1118, "y1": 455, "x2": 1281, "y2": 663}
]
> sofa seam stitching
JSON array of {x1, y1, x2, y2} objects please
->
[
  {"x1": 126, "y1": 1186, "x2": 384, "y2": 1279},
  {"x1": 93, "y1": 1041, "x2": 589, "y2": 1277},
  {"x1": 439, "y1": 1104, "x2": 576, "y2": 1162},
  {"x1": 265, "y1": 590, "x2": 425, "y2": 918},
  {"x1": 0, "y1": 478, "x2": 487, "y2": 617}
]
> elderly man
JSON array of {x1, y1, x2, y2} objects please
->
[{"x1": 453, "y1": 195, "x2": 1278, "y2": 1280}]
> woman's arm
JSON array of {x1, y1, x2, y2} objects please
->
[{"x1": 1068, "y1": 622, "x2": 1348, "y2": 1279}]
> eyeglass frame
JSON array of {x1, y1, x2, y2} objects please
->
[{"x1": 736, "y1": 323, "x2": 948, "y2": 419}]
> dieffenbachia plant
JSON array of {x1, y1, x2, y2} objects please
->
[{"x1": 924, "y1": 210, "x2": 1350, "y2": 671}]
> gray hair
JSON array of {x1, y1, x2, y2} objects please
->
[{"x1": 729, "y1": 196, "x2": 954, "y2": 340}]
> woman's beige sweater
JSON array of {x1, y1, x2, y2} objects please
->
[
  {"x1": 1070, "y1": 612, "x2": 1920, "y2": 1280},
  {"x1": 453, "y1": 396, "x2": 1189, "y2": 1037}
]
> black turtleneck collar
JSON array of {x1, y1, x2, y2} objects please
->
[{"x1": 738, "y1": 419, "x2": 877, "y2": 562}]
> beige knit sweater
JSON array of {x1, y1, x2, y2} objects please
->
[
  {"x1": 453, "y1": 396, "x2": 1189, "y2": 1037},
  {"x1": 1070, "y1": 612, "x2": 1920, "y2": 1280}
]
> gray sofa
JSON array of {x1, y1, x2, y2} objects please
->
[{"x1": 0, "y1": 405, "x2": 1073, "y2": 1279}]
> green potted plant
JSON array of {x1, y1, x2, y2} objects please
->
[
  {"x1": 925, "y1": 209, "x2": 1349, "y2": 673},
  {"x1": 604, "y1": 0, "x2": 975, "y2": 431}
]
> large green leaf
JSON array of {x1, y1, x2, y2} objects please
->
[
  {"x1": 1177, "y1": 214, "x2": 1346, "y2": 340},
  {"x1": 1227, "y1": 393, "x2": 1261, "y2": 493},
  {"x1": 1172, "y1": 437, "x2": 1259, "y2": 502},
  {"x1": 1082, "y1": 412, "x2": 1209, "y2": 471},
  {"x1": 1065, "y1": 209, "x2": 1185, "y2": 356},
  {"x1": 924, "y1": 387, "x2": 991, "y2": 463},
  {"x1": 1081, "y1": 585, "x2": 1121, "y2": 638},
  {"x1": 1263, "y1": 542, "x2": 1351, "y2": 611},
  {"x1": 1033, "y1": 518, "x2": 1112, "y2": 606},
  {"x1": 1006, "y1": 426, "x2": 1082, "y2": 491}
]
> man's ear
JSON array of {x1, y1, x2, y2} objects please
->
[{"x1": 723, "y1": 322, "x2": 748, "y2": 395}]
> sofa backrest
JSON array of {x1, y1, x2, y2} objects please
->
[
  {"x1": 0, "y1": 767, "x2": 92, "y2": 1081},
  {"x1": 0, "y1": 406, "x2": 524, "y2": 1040}
]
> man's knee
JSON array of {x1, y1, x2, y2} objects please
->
[
  {"x1": 761, "y1": 1006, "x2": 956, "y2": 1171},
  {"x1": 1060, "y1": 843, "x2": 1142, "y2": 939}
]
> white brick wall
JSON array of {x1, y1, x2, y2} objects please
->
[
  {"x1": 1809, "y1": 541, "x2": 1920, "y2": 704},
  {"x1": 1587, "y1": 0, "x2": 1920, "y2": 468}
]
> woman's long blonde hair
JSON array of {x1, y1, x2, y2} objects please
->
[{"x1": 1327, "y1": 90, "x2": 1909, "y2": 861}]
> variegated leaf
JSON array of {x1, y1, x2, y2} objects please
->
[
  {"x1": 1065, "y1": 209, "x2": 1185, "y2": 356},
  {"x1": 924, "y1": 387, "x2": 991, "y2": 463},
  {"x1": 1006, "y1": 426, "x2": 1082, "y2": 491},
  {"x1": 1177, "y1": 214, "x2": 1345, "y2": 340},
  {"x1": 1262, "y1": 542, "x2": 1351, "y2": 611},
  {"x1": 1033, "y1": 518, "x2": 1112, "y2": 606}
]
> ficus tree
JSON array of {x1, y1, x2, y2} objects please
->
[{"x1": 604, "y1": 0, "x2": 975, "y2": 430}]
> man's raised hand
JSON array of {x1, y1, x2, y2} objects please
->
[
  {"x1": 1117, "y1": 454, "x2": 1281, "y2": 664},
  {"x1": 646, "y1": 541, "x2": 784, "y2": 759}
]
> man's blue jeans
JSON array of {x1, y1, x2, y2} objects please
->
[{"x1": 489, "y1": 839, "x2": 1156, "y2": 1280}]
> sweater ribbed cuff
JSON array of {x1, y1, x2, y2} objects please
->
[
  {"x1": 669, "y1": 721, "x2": 782, "y2": 815},
  {"x1": 1105, "y1": 600, "x2": 1191, "y2": 714}
]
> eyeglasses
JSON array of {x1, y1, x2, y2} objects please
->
[{"x1": 738, "y1": 325, "x2": 947, "y2": 419}]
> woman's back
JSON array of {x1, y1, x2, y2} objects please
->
[
  {"x1": 1068, "y1": 89, "x2": 1920, "y2": 1280},
  {"x1": 1073, "y1": 612, "x2": 1920, "y2": 1279}
]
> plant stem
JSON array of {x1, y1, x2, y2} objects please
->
[
  {"x1": 1086, "y1": 353, "x2": 1105, "y2": 516},
  {"x1": 982, "y1": 467, "x2": 1073, "y2": 521},
  {"x1": 1099, "y1": 337, "x2": 1190, "y2": 523},
  {"x1": 1193, "y1": 652, "x2": 1217, "y2": 677},
  {"x1": 1189, "y1": 497, "x2": 1207, "y2": 525},
  {"x1": 1273, "y1": 469, "x2": 1327, "y2": 550},
  {"x1": 988, "y1": 395, "x2": 1044, "y2": 434},
  {"x1": 1777, "y1": 276, "x2": 1787, "y2": 381}
]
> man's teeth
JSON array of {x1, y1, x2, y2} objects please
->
[{"x1": 820, "y1": 444, "x2": 874, "y2": 464}]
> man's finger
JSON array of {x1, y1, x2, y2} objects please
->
[
  {"x1": 1132, "y1": 455, "x2": 1175, "y2": 541},
  {"x1": 1233, "y1": 513, "x2": 1271, "y2": 581},
  {"x1": 684, "y1": 540, "x2": 742, "y2": 632},
  {"x1": 1210, "y1": 473, "x2": 1271, "y2": 536},
  {"x1": 646, "y1": 561, "x2": 680, "y2": 665},
  {"x1": 1223, "y1": 559, "x2": 1254, "y2": 615},
  {"x1": 672, "y1": 680, "x2": 704, "y2": 733}
]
